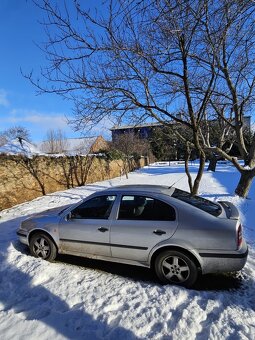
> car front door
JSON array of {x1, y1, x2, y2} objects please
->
[
  {"x1": 58, "y1": 195, "x2": 116, "y2": 257},
  {"x1": 110, "y1": 195, "x2": 178, "y2": 262}
]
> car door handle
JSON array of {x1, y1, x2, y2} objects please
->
[
  {"x1": 153, "y1": 229, "x2": 166, "y2": 235},
  {"x1": 98, "y1": 227, "x2": 109, "y2": 232}
]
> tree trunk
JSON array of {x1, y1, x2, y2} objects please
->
[
  {"x1": 184, "y1": 143, "x2": 193, "y2": 193},
  {"x1": 235, "y1": 170, "x2": 255, "y2": 198},
  {"x1": 207, "y1": 154, "x2": 217, "y2": 172},
  {"x1": 192, "y1": 153, "x2": 206, "y2": 195}
]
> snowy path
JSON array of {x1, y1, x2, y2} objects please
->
[{"x1": 0, "y1": 163, "x2": 254, "y2": 339}]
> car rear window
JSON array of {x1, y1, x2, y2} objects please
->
[{"x1": 171, "y1": 188, "x2": 222, "y2": 216}]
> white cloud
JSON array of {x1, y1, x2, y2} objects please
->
[
  {"x1": 0, "y1": 89, "x2": 10, "y2": 107},
  {"x1": 6, "y1": 109, "x2": 68, "y2": 128},
  {"x1": 1, "y1": 108, "x2": 113, "y2": 141},
  {"x1": 1, "y1": 109, "x2": 73, "y2": 141}
]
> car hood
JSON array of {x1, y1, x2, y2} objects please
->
[
  {"x1": 28, "y1": 204, "x2": 72, "y2": 219},
  {"x1": 20, "y1": 205, "x2": 72, "y2": 231}
]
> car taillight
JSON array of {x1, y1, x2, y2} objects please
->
[{"x1": 237, "y1": 224, "x2": 243, "y2": 248}]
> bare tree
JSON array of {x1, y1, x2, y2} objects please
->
[
  {"x1": 200, "y1": 108, "x2": 236, "y2": 172},
  {"x1": 41, "y1": 129, "x2": 69, "y2": 154},
  {"x1": 198, "y1": 1, "x2": 255, "y2": 196},
  {"x1": 28, "y1": 0, "x2": 216, "y2": 194},
  {"x1": 28, "y1": 1, "x2": 255, "y2": 196},
  {"x1": 1, "y1": 126, "x2": 30, "y2": 143}
]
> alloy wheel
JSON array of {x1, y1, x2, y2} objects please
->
[
  {"x1": 161, "y1": 255, "x2": 190, "y2": 283},
  {"x1": 32, "y1": 236, "x2": 50, "y2": 259}
]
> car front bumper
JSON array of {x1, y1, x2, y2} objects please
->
[{"x1": 17, "y1": 229, "x2": 29, "y2": 246}]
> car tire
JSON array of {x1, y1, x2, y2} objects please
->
[
  {"x1": 155, "y1": 250, "x2": 198, "y2": 288},
  {"x1": 29, "y1": 233, "x2": 57, "y2": 262}
]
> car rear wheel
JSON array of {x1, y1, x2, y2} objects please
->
[
  {"x1": 29, "y1": 233, "x2": 57, "y2": 261},
  {"x1": 155, "y1": 250, "x2": 198, "y2": 288}
]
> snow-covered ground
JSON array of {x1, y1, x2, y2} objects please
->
[{"x1": 0, "y1": 163, "x2": 254, "y2": 339}]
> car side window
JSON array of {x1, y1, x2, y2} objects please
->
[
  {"x1": 71, "y1": 195, "x2": 116, "y2": 219},
  {"x1": 118, "y1": 195, "x2": 176, "y2": 221}
]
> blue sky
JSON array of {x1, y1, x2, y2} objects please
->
[{"x1": 0, "y1": 0, "x2": 111, "y2": 142}]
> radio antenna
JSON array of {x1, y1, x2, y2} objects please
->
[{"x1": 168, "y1": 174, "x2": 187, "y2": 188}]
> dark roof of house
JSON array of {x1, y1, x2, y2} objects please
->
[{"x1": 110, "y1": 122, "x2": 163, "y2": 131}]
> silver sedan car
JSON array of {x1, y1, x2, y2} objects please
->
[{"x1": 17, "y1": 185, "x2": 248, "y2": 288}]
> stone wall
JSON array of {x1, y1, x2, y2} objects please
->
[{"x1": 0, "y1": 155, "x2": 147, "y2": 211}]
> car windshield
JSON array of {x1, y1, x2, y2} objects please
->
[{"x1": 171, "y1": 188, "x2": 222, "y2": 216}]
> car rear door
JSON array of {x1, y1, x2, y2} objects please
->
[
  {"x1": 110, "y1": 194, "x2": 178, "y2": 262},
  {"x1": 58, "y1": 195, "x2": 116, "y2": 257}
]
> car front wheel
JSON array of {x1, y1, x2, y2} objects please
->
[
  {"x1": 29, "y1": 233, "x2": 57, "y2": 262},
  {"x1": 155, "y1": 250, "x2": 198, "y2": 288}
]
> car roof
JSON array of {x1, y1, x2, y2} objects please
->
[{"x1": 101, "y1": 184, "x2": 175, "y2": 196}]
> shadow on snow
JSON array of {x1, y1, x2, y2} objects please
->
[
  {"x1": 0, "y1": 215, "x2": 139, "y2": 339},
  {"x1": 1, "y1": 166, "x2": 255, "y2": 339}
]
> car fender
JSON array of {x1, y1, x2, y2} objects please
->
[
  {"x1": 148, "y1": 237, "x2": 202, "y2": 268},
  {"x1": 28, "y1": 226, "x2": 60, "y2": 248}
]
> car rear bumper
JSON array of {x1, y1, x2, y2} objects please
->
[{"x1": 198, "y1": 242, "x2": 248, "y2": 275}]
